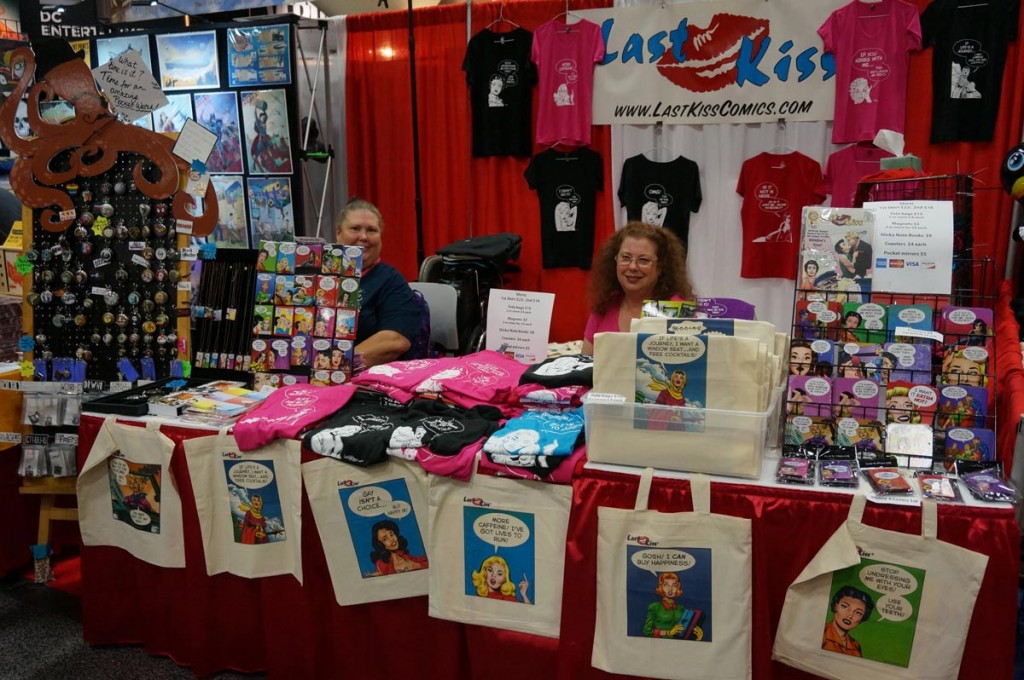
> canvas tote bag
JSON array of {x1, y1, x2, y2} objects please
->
[
  {"x1": 78, "y1": 416, "x2": 184, "y2": 568},
  {"x1": 303, "y1": 456, "x2": 431, "y2": 605},
  {"x1": 773, "y1": 494, "x2": 989, "y2": 679},
  {"x1": 427, "y1": 470, "x2": 573, "y2": 638},
  {"x1": 185, "y1": 430, "x2": 303, "y2": 582},
  {"x1": 592, "y1": 469, "x2": 752, "y2": 680}
]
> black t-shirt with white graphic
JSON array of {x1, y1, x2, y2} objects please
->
[
  {"x1": 922, "y1": 0, "x2": 1019, "y2": 142},
  {"x1": 398, "y1": 400, "x2": 502, "y2": 455},
  {"x1": 618, "y1": 154, "x2": 702, "y2": 248},
  {"x1": 463, "y1": 27, "x2": 536, "y2": 157},
  {"x1": 303, "y1": 391, "x2": 405, "y2": 467},
  {"x1": 524, "y1": 147, "x2": 603, "y2": 269},
  {"x1": 520, "y1": 354, "x2": 594, "y2": 388}
]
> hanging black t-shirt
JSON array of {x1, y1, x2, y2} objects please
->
[
  {"x1": 617, "y1": 154, "x2": 702, "y2": 247},
  {"x1": 921, "y1": 0, "x2": 1020, "y2": 143},
  {"x1": 524, "y1": 147, "x2": 603, "y2": 269},
  {"x1": 462, "y1": 27, "x2": 536, "y2": 157}
]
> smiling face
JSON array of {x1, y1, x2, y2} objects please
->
[
  {"x1": 887, "y1": 394, "x2": 914, "y2": 422},
  {"x1": 485, "y1": 561, "x2": 507, "y2": 591},
  {"x1": 337, "y1": 208, "x2": 382, "y2": 268},
  {"x1": 833, "y1": 596, "x2": 866, "y2": 632},
  {"x1": 377, "y1": 527, "x2": 399, "y2": 552},
  {"x1": 616, "y1": 236, "x2": 660, "y2": 300}
]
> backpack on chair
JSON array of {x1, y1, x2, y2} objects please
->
[{"x1": 406, "y1": 289, "x2": 433, "y2": 359}]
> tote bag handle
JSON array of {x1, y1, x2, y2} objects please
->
[
  {"x1": 847, "y1": 493, "x2": 937, "y2": 539},
  {"x1": 634, "y1": 469, "x2": 711, "y2": 514}
]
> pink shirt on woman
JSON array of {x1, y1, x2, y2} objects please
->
[{"x1": 583, "y1": 295, "x2": 684, "y2": 343}]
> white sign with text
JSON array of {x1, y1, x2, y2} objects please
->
[
  {"x1": 863, "y1": 200, "x2": 954, "y2": 295},
  {"x1": 486, "y1": 289, "x2": 555, "y2": 363}
]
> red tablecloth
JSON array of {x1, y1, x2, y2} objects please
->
[{"x1": 76, "y1": 414, "x2": 1018, "y2": 679}]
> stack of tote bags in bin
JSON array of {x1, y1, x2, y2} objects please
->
[{"x1": 589, "y1": 318, "x2": 787, "y2": 477}]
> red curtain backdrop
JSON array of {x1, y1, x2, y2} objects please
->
[{"x1": 346, "y1": 1, "x2": 1024, "y2": 343}]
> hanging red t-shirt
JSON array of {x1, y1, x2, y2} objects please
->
[{"x1": 735, "y1": 151, "x2": 826, "y2": 280}]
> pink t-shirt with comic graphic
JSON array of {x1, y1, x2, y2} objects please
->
[
  {"x1": 532, "y1": 18, "x2": 605, "y2": 147},
  {"x1": 819, "y1": 0, "x2": 922, "y2": 144},
  {"x1": 825, "y1": 143, "x2": 894, "y2": 207},
  {"x1": 351, "y1": 357, "x2": 445, "y2": 393},
  {"x1": 234, "y1": 384, "x2": 357, "y2": 451},
  {"x1": 413, "y1": 350, "x2": 529, "y2": 404}
]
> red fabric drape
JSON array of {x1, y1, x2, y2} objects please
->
[
  {"x1": 346, "y1": 1, "x2": 1024, "y2": 341},
  {"x1": 346, "y1": 1, "x2": 615, "y2": 343}
]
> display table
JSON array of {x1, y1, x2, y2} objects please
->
[{"x1": 75, "y1": 414, "x2": 1018, "y2": 679}]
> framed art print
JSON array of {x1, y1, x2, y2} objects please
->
[
  {"x1": 228, "y1": 24, "x2": 292, "y2": 87},
  {"x1": 155, "y1": 31, "x2": 220, "y2": 91},
  {"x1": 153, "y1": 93, "x2": 193, "y2": 133},
  {"x1": 240, "y1": 89, "x2": 294, "y2": 175},
  {"x1": 96, "y1": 36, "x2": 154, "y2": 73},
  {"x1": 193, "y1": 92, "x2": 244, "y2": 173},
  {"x1": 209, "y1": 175, "x2": 249, "y2": 248},
  {"x1": 247, "y1": 176, "x2": 295, "y2": 243}
]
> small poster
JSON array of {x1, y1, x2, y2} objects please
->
[
  {"x1": 822, "y1": 559, "x2": 926, "y2": 666},
  {"x1": 193, "y1": 92, "x2": 244, "y2": 173},
  {"x1": 108, "y1": 456, "x2": 161, "y2": 534},
  {"x1": 223, "y1": 457, "x2": 287, "y2": 544},
  {"x1": 153, "y1": 93, "x2": 193, "y2": 133},
  {"x1": 634, "y1": 333, "x2": 709, "y2": 432},
  {"x1": 462, "y1": 505, "x2": 535, "y2": 605},
  {"x1": 799, "y1": 207, "x2": 875, "y2": 301},
  {"x1": 339, "y1": 478, "x2": 429, "y2": 577},
  {"x1": 96, "y1": 35, "x2": 153, "y2": 73},
  {"x1": 247, "y1": 176, "x2": 295, "y2": 242},
  {"x1": 625, "y1": 544, "x2": 711, "y2": 641},
  {"x1": 241, "y1": 89, "x2": 294, "y2": 174},
  {"x1": 228, "y1": 24, "x2": 292, "y2": 87},
  {"x1": 208, "y1": 175, "x2": 249, "y2": 248},
  {"x1": 155, "y1": 30, "x2": 220, "y2": 91}
]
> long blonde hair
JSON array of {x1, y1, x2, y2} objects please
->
[{"x1": 471, "y1": 555, "x2": 516, "y2": 598}]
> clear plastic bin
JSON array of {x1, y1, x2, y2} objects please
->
[{"x1": 585, "y1": 385, "x2": 783, "y2": 479}]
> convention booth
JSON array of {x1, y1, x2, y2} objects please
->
[{"x1": 0, "y1": 0, "x2": 1022, "y2": 679}]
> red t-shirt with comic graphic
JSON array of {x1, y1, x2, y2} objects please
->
[{"x1": 736, "y1": 151, "x2": 826, "y2": 280}]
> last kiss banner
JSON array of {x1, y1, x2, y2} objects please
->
[{"x1": 580, "y1": 0, "x2": 847, "y2": 125}]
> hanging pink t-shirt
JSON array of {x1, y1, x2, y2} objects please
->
[
  {"x1": 819, "y1": 0, "x2": 922, "y2": 144},
  {"x1": 825, "y1": 143, "x2": 895, "y2": 207},
  {"x1": 532, "y1": 18, "x2": 605, "y2": 147}
]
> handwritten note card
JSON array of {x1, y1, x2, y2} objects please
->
[
  {"x1": 92, "y1": 49, "x2": 167, "y2": 120},
  {"x1": 172, "y1": 119, "x2": 218, "y2": 165}
]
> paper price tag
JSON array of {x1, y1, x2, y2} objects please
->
[
  {"x1": 24, "y1": 434, "x2": 51, "y2": 445},
  {"x1": 92, "y1": 258, "x2": 110, "y2": 269},
  {"x1": 0, "y1": 432, "x2": 22, "y2": 443},
  {"x1": 175, "y1": 219, "x2": 194, "y2": 234},
  {"x1": 129, "y1": 241, "x2": 146, "y2": 251},
  {"x1": 59, "y1": 209, "x2": 76, "y2": 221},
  {"x1": 84, "y1": 380, "x2": 106, "y2": 392},
  {"x1": 0, "y1": 379, "x2": 20, "y2": 391},
  {"x1": 180, "y1": 247, "x2": 198, "y2": 261},
  {"x1": 177, "y1": 281, "x2": 191, "y2": 291},
  {"x1": 131, "y1": 254, "x2": 150, "y2": 268},
  {"x1": 91, "y1": 287, "x2": 109, "y2": 296},
  {"x1": 54, "y1": 433, "x2": 79, "y2": 445},
  {"x1": 109, "y1": 381, "x2": 132, "y2": 393}
]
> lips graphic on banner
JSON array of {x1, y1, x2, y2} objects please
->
[{"x1": 656, "y1": 14, "x2": 770, "y2": 92}]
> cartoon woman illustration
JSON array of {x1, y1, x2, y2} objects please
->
[
  {"x1": 839, "y1": 311, "x2": 862, "y2": 343},
  {"x1": 942, "y1": 347, "x2": 987, "y2": 387},
  {"x1": 786, "y1": 387, "x2": 809, "y2": 416},
  {"x1": 822, "y1": 586, "x2": 874, "y2": 656},
  {"x1": 256, "y1": 248, "x2": 270, "y2": 270},
  {"x1": 654, "y1": 369, "x2": 687, "y2": 407},
  {"x1": 471, "y1": 555, "x2": 531, "y2": 604},
  {"x1": 369, "y1": 519, "x2": 428, "y2": 576},
  {"x1": 789, "y1": 340, "x2": 816, "y2": 376},
  {"x1": 239, "y1": 493, "x2": 269, "y2": 544},
  {"x1": 885, "y1": 384, "x2": 921, "y2": 424},
  {"x1": 488, "y1": 74, "x2": 505, "y2": 107},
  {"x1": 123, "y1": 472, "x2": 152, "y2": 513},
  {"x1": 330, "y1": 348, "x2": 350, "y2": 372},
  {"x1": 836, "y1": 390, "x2": 861, "y2": 419},
  {"x1": 312, "y1": 349, "x2": 331, "y2": 370},
  {"x1": 643, "y1": 572, "x2": 703, "y2": 640}
]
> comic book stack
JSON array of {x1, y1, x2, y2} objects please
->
[{"x1": 250, "y1": 240, "x2": 362, "y2": 389}]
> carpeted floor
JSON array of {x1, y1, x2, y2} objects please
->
[{"x1": 0, "y1": 571, "x2": 263, "y2": 680}]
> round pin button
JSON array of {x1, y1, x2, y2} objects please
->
[
  {"x1": 60, "y1": 270, "x2": 74, "y2": 284},
  {"x1": 52, "y1": 314, "x2": 64, "y2": 328},
  {"x1": 142, "y1": 300, "x2": 155, "y2": 313},
  {"x1": 116, "y1": 313, "x2": 129, "y2": 327},
  {"x1": 90, "y1": 333, "x2": 101, "y2": 344},
  {"x1": 139, "y1": 203, "x2": 151, "y2": 220},
  {"x1": 78, "y1": 242, "x2": 92, "y2": 256},
  {"x1": 103, "y1": 291, "x2": 119, "y2": 306},
  {"x1": 39, "y1": 289, "x2": 53, "y2": 303},
  {"x1": 114, "y1": 181, "x2": 126, "y2": 195},
  {"x1": 102, "y1": 333, "x2": 114, "y2": 345},
  {"x1": 155, "y1": 313, "x2": 169, "y2": 327},
  {"x1": 140, "y1": 269, "x2": 154, "y2": 283},
  {"x1": 74, "y1": 314, "x2": 86, "y2": 326},
  {"x1": 155, "y1": 203, "x2": 168, "y2": 216},
  {"x1": 102, "y1": 312, "x2": 114, "y2": 324},
  {"x1": 153, "y1": 290, "x2": 168, "y2": 305},
  {"x1": 99, "y1": 203, "x2": 114, "y2": 218},
  {"x1": 78, "y1": 212, "x2": 94, "y2": 227},
  {"x1": 155, "y1": 247, "x2": 167, "y2": 261},
  {"x1": 62, "y1": 292, "x2": 76, "y2": 305},
  {"x1": 80, "y1": 189, "x2": 93, "y2": 203},
  {"x1": 167, "y1": 269, "x2": 181, "y2": 283},
  {"x1": 127, "y1": 225, "x2": 141, "y2": 240},
  {"x1": 153, "y1": 221, "x2": 167, "y2": 238},
  {"x1": 142, "y1": 321, "x2": 157, "y2": 333},
  {"x1": 99, "y1": 247, "x2": 113, "y2": 261},
  {"x1": 82, "y1": 297, "x2": 94, "y2": 309},
  {"x1": 115, "y1": 267, "x2": 128, "y2": 282},
  {"x1": 100, "y1": 182, "x2": 113, "y2": 196},
  {"x1": 127, "y1": 291, "x2": 141, "y2": 305}
]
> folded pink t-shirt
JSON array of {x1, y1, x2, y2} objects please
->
[{"x1": 234, "y1": 384, "x2": 357, "y2": 451}]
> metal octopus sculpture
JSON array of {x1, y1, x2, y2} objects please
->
[{"x1": 0, "y1": 39, "x2": 217, "y2": 235}]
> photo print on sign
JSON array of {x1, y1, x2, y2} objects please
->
[
  {"x1": 339, "y1": 478, "x2": 428, "y2": 578},
  {"x1": 463, "y1": 505, "x2": 535, "y2": 605},
  {"x1": 223, "y1": 458, "x2": 287, "y2": 545},
  {"x1": 108, "y1": 455, "x2": 162, "y2": 534}
]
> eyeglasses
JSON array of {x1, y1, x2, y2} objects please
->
[{"x1": 616, "y1": 254, "x2": 657, "y2": 268}]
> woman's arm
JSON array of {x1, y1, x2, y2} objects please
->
[{"x1": 356, "y1": 330, "x2": 412, "y2": 368}]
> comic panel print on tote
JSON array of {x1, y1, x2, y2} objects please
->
[
  {"x1": 223, "y1": 458, "x2": 287, "y2": 545},
  {"x1": 339, "y1": 477, "x2": 429, "y2": 578},
  {"x1": 463, "y1": 506, "x2": 535, "y2": 605},
  {"x1": 626, "y1": 544, "x2": 712, "y2": 641},
  {"x1": 108, "y1": 454, "x2": 161, "y2": 534},
  {"x1": 635, "y1": 333, "x2": 708, "y2": 432},
  {"x1": 821, "y1": 558, "x2": 926, "y2": 666}
]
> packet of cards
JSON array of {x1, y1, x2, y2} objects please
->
[
  {"x1": 776, "y1": 456, "x2": 815, "y2": 485},
  {"x1": 863, "y1": 466, "x2": 913, "y2": 495},
  {"x1": 955, "y1": 461, "x2": 1020, "y2": 503},
  {"x1": 914, "y1": 471, "x2": 962, "y2": 502},
  {"x1": 818, "y1": 457, "x2": 860, "y2": 488},
  {"x1": 642, "y1": 299, "x2": 697, "y2": 318}
]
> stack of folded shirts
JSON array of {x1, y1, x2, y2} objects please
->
[
  {"x1": 411, "y1": 350, "x2": 528, "y2": 411},
  {"x1": 482, "y1": 407, "x2": 585, "y2": 469}
]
